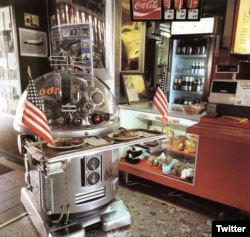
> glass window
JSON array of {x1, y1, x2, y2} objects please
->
[{"x1": 0, "y1": 5, "x2": 21, "y2": 116}]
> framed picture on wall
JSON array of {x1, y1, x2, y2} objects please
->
[
  {"x1": 24, "y1": 13, "x2": 39, "y2": 28},
  {"x1": 121, "y1": 73, "x2": 149, "y2": 104},
  {"x1": 19, "y1": 28, "x2": 47, "y2": 57}
]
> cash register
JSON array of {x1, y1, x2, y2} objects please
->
[{"x1": 207, "y1": 79, "x2": 250, "y2": 118}]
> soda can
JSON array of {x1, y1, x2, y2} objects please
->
[
  {"x1": 174, "y1": 0, "x2": 183, "y2": 10},
  {"x1": 164, "y1": 0, "x2": 172, "y2": 9},
  {"x1": 187, "y1": 0, "x2": 199, "y2": 9}
]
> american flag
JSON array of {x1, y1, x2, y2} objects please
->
[
  {"x1": 22, "y1": 66, "x2": 53, "y2": 144},
  {"x1": 152, "y1": 70, "x2": 168, "y2": 121}
]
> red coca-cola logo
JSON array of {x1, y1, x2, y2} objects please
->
[
  {"x1": 134, "y1": 0, "x2": 159, "y2": 10},
  {"x1": 132, "y1": 0, "x2": 161, "y2": 19}
]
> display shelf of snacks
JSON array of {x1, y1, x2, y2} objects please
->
[
  {"x1": 118, "y1": 103, "x2": 199, "y2": 187},
  {"x1": 118, "y1": 104, "x2": 250, "y2": 212}
]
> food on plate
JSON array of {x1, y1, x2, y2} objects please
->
[
  {"x1": 113, "y1": 129, "x2": 139, "y2": 138},
  {"x1": 52, "y1": 137, "x2": 83, "y2": 147}
]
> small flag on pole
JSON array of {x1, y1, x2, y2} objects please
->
[
  {"x1": 22, "y1": 66, "x2": 53, "y2": 144},
  {"x1": 152, "y1": 69, "x2": 168, "y2": 121}
]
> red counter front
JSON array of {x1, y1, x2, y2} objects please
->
[
  {"x1": 118, "y1": 103, "x2": 250, "y2": 212},
  {"x1": 187, "y1": 116, "x2": 250, "y2": 212}
]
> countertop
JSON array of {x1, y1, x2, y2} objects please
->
[{"x1": 187, "y1": 116, "x2": 250, "y2": 144}]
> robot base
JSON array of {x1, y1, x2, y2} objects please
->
[{"x1": 21, "y1": 188, "x2": 131, "y2": 237}]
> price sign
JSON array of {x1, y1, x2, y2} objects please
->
[
  {"x1": 175, "y1": 9, "x2": 186, "y2": 20},
  {"x1": 234, "y1": 81, "x2": 250, "y2": 106},
  {"x1": 164, "y1": 9, "x2": 174, "y2": 20},
  {"x1": 188, "y1": 9, "x2": 199, "y2": 20}
]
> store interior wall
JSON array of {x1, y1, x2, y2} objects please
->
[{"x1": 14, "y1": 0, "x2": 51, "y2": 91}]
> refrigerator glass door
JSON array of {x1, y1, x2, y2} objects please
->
[{"x1": 169, "y1": 37, "x2": 210, "y2": 118}]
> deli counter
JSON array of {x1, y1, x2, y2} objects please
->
[{"x1": 118, "y1": 102, "x2": 250, "y2": 213}]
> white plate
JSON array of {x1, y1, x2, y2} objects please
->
[
  {"x1": 48, "y1": 138, "x2": 85, "y2": 149},
  {"x1": 108, "y1": 130, "x2": 141, "y2": 141}
]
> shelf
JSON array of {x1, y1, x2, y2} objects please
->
[
  {"x1": 119, "y1": 157, "x2": 193, "y2": 185},
  {"x1": 138, "y1": 142, "x2": 196, "y2": 159},
  {"x1": 25, "y1": 129, "x2": 167, "y2": 163},
  {"x1": 119, "y1": 105, "x2": 198, "y2": 190},
  {"x1": 171, "y1": 89, "x2": 203, "y2": 94},
  {"x1": 173, "y1": 73, "x2": 205, "y2": 77},
  {"x1": 165, "y1": 146, "x2": 196, "y2": 159},
  {"x1": 133, "y1": 113, "x2": 197, "y2": 127},
  {"x1": 175, "y1": 54, "x2": 207, "y2": 59}
]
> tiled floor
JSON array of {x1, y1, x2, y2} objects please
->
[{"x1": 0, "y1": 169, "x2": 27, "y2": 228}]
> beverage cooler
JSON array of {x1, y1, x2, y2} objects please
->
[{"x1": 168, "y1": 17, "x2": 222, "y2": 119}]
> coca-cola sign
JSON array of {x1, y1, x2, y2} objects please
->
[
  {"x1": 131, "y1": 0, "x2": 162, "y2": 20},
  {"x1": 130, "y1": 0, "x2": 202, "y2": 21}
]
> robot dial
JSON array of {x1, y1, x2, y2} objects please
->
[
  {"x1": 87, "y1": 172, "x2": 100, "y2": 185},
  {"x1": 87, "y1": 157, "x2": 100, "y2": 170}
]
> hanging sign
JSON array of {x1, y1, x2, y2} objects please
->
[
  {"x1": 164, "y1": 0, "x2": 201, "y2": 21},
  {"x1": 130, "y1": 0, "x2": 202, "y2": 21},
  {"x1": 130, "y1": 0, "x2": 163, "y2": 20}
]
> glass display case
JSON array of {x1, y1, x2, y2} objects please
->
[
  {"x1": 0, "y1": 5, "x2": 21, "y2": 116},
  {"x1": 118, "y1": 103, "x2": 199, "y2": 186}
]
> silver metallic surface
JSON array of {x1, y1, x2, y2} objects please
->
[
  {"x1": 13, "y1": 66, "x2": 165, "y2": 236},
  {"x1": 13, "y1": 71, "x2": 119, "y2": 138}
]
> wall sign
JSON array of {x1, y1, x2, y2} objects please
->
[
  {"x1": 130, "y1": 0, "x2": 162, "y2": 20},
  {"x1": 231, "y1": 0, "x2": 250, "y2": 55},
  {"x1": 130, "y1": 0, "x2": 202, "y2": 21},
  {"x1": 234, "y1": 80, "x2": 250, "y2": 106}
]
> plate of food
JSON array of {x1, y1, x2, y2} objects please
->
[
  {"x1": 108, "y1": 129, "x2": 141, "y2": 141},
  {"x1": 48, "y1": 137, "x2": 85, "y2": 149}
]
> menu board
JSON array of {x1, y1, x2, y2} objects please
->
[{"x1": 231, "y1": 0, "x2": 250, "y2": 54}]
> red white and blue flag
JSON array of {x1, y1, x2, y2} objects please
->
[
  {"x1": 22, "y1": 66, "x2": 53, "y2": 144},
  {"x1": 152, "y1": 70, "x2": 168, "y2": 121}
]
